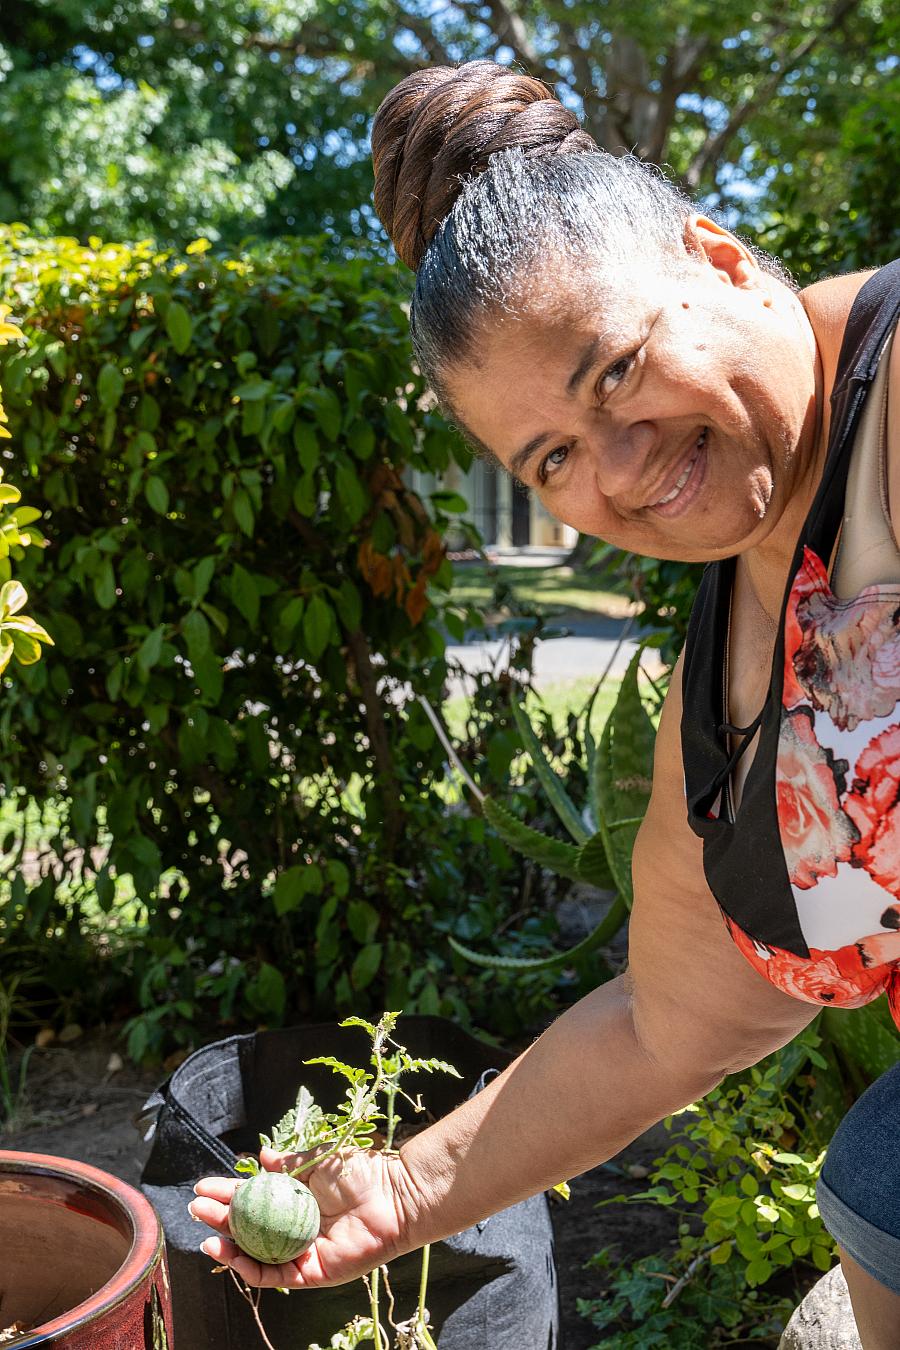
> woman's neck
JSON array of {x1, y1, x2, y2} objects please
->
[{"x1": 740, "y1": 270, "x2": 873, "y2": 623}]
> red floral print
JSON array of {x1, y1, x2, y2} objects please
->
[
  {"x1": 788, "y1": 548, "x2": 900, "y2": 731},
  {"x1": 784, "y1": 548, "x2": 827, "y2": 710},
  {"x1": 889, "y1": 973, "x2": 900, "y2": 1030},
  {"x1": 723, "y1": 914, "x2": 900, "y2": 1026},
  {"x1": 845, "y1": 723, "x2": 900, "y2": 899},
  {"x1": 776, "y1": 706, "x2": 858, "y2": 888},
  {"x1": 720, "y1": 538, "x2": 900, "y2": 1038}
]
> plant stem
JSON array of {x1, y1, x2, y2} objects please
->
[
  {"x1": 227, "y1": 1270, "x2": 279, "y2": 1350},
  {"x1": 413, "y1": 1244, "x2": 439, "y2": 1349},
  {"x1": 417, "y1": 1244, "x2": 430, "y2": 1324},
  {"x1": 384, "y1": 1086, "x2": 398, "y2": 1150},
  {"x1": 369, "y1": 1268, "x2": 383, "y2": 1350}
]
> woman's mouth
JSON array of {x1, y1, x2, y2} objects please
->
[{"x1": 649, "y1": 429, "x2": 708, "y2": 517}]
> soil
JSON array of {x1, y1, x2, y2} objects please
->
[{"x1": 2, "y1": 1027, "x2": 680, "y2": 1350}]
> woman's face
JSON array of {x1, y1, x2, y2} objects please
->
[{"x1": 443, "y1": 220, "x2": 821, "y2": 563}]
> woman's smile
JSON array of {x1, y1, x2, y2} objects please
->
[{"x1": 646, "y1": 428, "x2": 708, "y2": 517}]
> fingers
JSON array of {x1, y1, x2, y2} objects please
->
[
  {"x1": 193, "y1": 1176, "x2": 239, "y2": 1204},
  {"x1": 260, "y1": 1145, "x2": 317, "y2": 1175},
  {"x1": 188, "y1": 1195, "x2": 232, "y2": 1235},
  {"x1": 198, "y1": 1234, "x2": 312, "y2": 1289}
]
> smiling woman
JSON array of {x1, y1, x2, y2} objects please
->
[{"x1": 193, "y1": 58, "x2": 900, "y2": 1349}]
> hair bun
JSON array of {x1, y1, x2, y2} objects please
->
[{"x1": 371, "y1": 60, "x2": 595, "y2": 271}]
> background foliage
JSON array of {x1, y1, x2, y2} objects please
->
[
  {"x1": 0, "y1": 1, "x2": 896, "y2": 270},
  {"x1": 0, "y1": 227, "x2": 574, "y2": 1055}
]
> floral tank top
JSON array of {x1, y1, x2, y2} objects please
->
[{"x1": 681, "y1": 261, "x2": 900, "y2": 1031}]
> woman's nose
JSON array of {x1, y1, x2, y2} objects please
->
[{"x1": 588, "y1": 420, "x2": 658, "y2": 497}]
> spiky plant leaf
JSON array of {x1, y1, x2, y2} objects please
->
[
  {"x1": 448, "y1": 893, "x2": 627, "y2": 973},
  {"x1": 575, "y1": 831, "x2": 616, "y2": 890},
  {"x1": 823, "y1": 1001, "x2": 900, "y2": 1081},
  {"x1": 510, "y1": 691, "x2": 588, "y2": 843},
  {"x1": 483, "y1": 795, "x2": 584, "y2": 883},
  {"x1": 592, "y1": 650, "x2": 655, "y2": 906}
]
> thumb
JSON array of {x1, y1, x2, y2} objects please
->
[{"x1": 259, "y1": 1145, "x2": 318, "y2": 1176}]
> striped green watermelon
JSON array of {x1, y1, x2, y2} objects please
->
[{"x1": 229, "y1": 1171, "x2": 320, "y2": 1264}]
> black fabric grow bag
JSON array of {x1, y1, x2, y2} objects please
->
[{"x1": 140, "y1": 1017, "x2": 559, "y2": 1348}]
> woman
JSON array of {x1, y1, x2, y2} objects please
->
[{"x1": 191, "y1": 61, "x2": 900, "y2": 1345}]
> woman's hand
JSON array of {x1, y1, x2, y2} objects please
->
[{"x1": 189, "y1": 1146, "x2": 419, "y2": 1289}]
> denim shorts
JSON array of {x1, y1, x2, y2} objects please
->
[{"x1": 817, "y1": 1059, "x2": 900, "y2": 1295}]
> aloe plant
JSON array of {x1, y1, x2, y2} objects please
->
[{"x1": 449, "y1": 648, "x2": 658, "y2": 972}]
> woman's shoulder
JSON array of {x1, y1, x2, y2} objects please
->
[{"x1": 799, "y1": 268, "x2": 878, "y2": 391}]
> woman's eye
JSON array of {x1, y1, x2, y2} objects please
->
[
  {"x1": 597, "y1": 354, "x2": 633, "y2": 397},
  {"x1": 538, "y1": 445, "x2": 570, "y2": 483}
]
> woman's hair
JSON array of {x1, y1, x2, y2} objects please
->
[{"x1": 371, "y1": 61, "x2": 789, "y2": 416}]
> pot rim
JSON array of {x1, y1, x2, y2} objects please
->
[{"x1": 0, "y1": 1149, "x2": 165, "y2": 1343}]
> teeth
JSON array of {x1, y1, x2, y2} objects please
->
[{"x1": 654, "y1": 430, "x2": 706, "y2": 507}]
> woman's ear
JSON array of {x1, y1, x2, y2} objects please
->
[{"x1": 683, "y1": 214, "x2": 762, "y2": 291}]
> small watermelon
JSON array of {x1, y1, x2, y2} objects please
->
[{"x1": 229, "y1": 1171, "x2": 320, "y2": 1265}]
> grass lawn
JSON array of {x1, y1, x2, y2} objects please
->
[
  {"x1": 444, "y1": 674, "x2": 625, "y2": 745},
  {"x1": 449, "y1": 561, "x2": 634, "y2": 618}
]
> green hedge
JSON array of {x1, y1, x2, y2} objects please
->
[{"x1": 0, "y1": 227, "x2": 490, "y2": 1051}]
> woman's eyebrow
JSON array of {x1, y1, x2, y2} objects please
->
[
  {"x1": 509, "y1": 335, "x2": 611, "y2": 477},
  {"x1": 566, "y1": 335, "x2": 603, "y2": 395},
  {"x1": 509, "y1": 431, "x2": 552, "y2": 479}
]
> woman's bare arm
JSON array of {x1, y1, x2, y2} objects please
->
[
  {"x1": 396, "y1": 653, "x2": 818, "y2": 1246},
  {"x1": 193, "y1": 653, "x2": 819, "y2": 1283}
]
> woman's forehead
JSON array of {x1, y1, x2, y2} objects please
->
[{"x1": 469, "y1": 284, "x2": 646, "y2": 372}]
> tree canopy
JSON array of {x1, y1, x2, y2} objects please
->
[{"x1": 1, "y1": 1, "x2": 896, "y2": 272}]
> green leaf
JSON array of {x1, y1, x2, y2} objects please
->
[
  {"x1": 429, "y1": 490, "x2": 468, "y2": 514},
  {"x1": 145, "y1": 475, "x2": 169, "y2": 515},
  {"x1": 335, "y1": 458, "x2": 367, "y2": 524},
  {"x1": 193, "y1": 556, "x2": 215, "y2": 600},
  {"x1": 293, "y1": 422, "x2": 319, "y2": 471},
  {"x1": 483, "y1": 795, "x2": 584, "y2": 882},
  {"x1": 592, "y1": 650, "x2": 656, "y2": 906},
  {"x1": 575, "y1": 832, "x2": 616, "y2": 889},
  {"x1": 335, "y1": 579, "x2": 362, "y2": 632},
  {"x1": 93, "y1": 559, "x2": 116, "y2": 610},
  {"x1": 232, "y1": 487, "x2": 254, "y2": 537},
  {"x1": 230, "y1": 564, "x2": 260, "y2": 628},
  {"x1": 351, "y1": 942, "x2": 382, "y2": 991},
  {"x1": 0, "y1": 580, "x2": 28, "y2": 618},
  {"x1": 327, "y1": 859, "x2": 350, "y2": 897},
  {"x1": 183, "y1": 608, "x2": 211, "y2": 665},
  {"x1": 136, "y1": 625, "x2": 164, "y2": 673},
  {"x1": 305, "y1": 387, "x2": 342, "y2": 440},
  {"x1": 744, "y1": 1257, "x2": 773, "y2": 1287},
  {"x1": 273, "y1": 863, "x2": 322, "y2": 916},
  {"x1": 510, "y1": 692, "x2": 588, "y2": 843},
  {"x1": 780, "y1": 1183, "x2": 813, "y2": 1201},
  {"x1": 303, "y1": 594, "x2": 334, "y2": 662},
  {"x1": 347, "y1": 421, "x2": 375, "y2": 459},
  {"x1": 97, "y1": 363, "x2": 125, "y2": 410},
  {"x1": 193, "y1": 650, "x2": 223, "y2": 704},
  {"x1": 823, "y1": 1003, "x2": 900, "y2": 1080},
  {"x1": 234, "y1": 378, "x2": 274, "y2": 401},
  {"x1": 165, "y1": 301, "x2": 193, "y2": 355},
  {"x1": 347, "y1": 899, "x2": 379, "y2": 944},
  {"x1": 247, "y1": 962, "x2": 286, "y2": 1022}
]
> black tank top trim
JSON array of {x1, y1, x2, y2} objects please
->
[{"x1": 681, "y1": 261, "x2": 900, "y2": 956}]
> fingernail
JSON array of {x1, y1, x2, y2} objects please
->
[
  {"x1": 188, "y1": 1204, "x2": 200, "y2": 1222},
  {"x1": 192, "y1": 1183, "x2": 201, "y2": 1195},
  {"x1": 200, "y1": 1240, "x2": 213, "y2": 1256}
]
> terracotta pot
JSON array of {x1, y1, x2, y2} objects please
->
[{"x1": 0, "y1": 1150, "x2": 173, "y2": 1348}]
